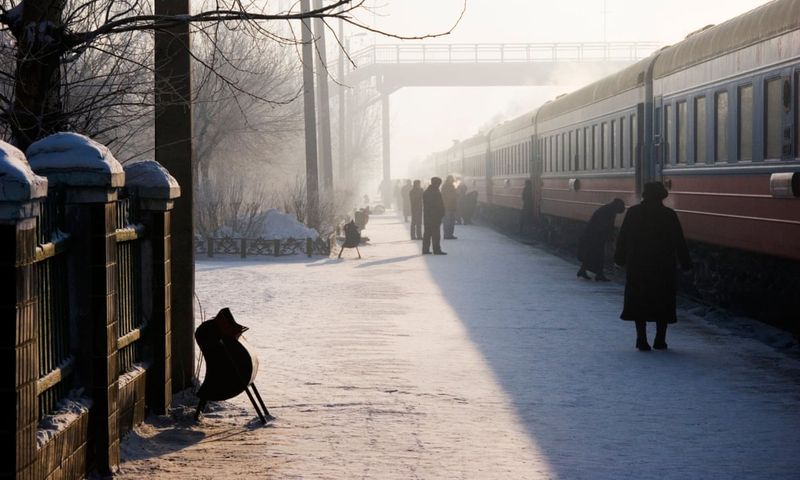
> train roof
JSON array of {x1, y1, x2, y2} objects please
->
[
  {"x1": 488, "y1": 110, "x2": 537, "y2": 140},
  {"x1": 654, "y1": 0, "x2": 800, "y2": 78},
  {"x1": 537, "y1": 55, "x2": 654, "y2": 121}
]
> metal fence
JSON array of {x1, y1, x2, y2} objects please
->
[
  {"x1": 115, "y1": 195, "x2": 146, "y2": 376},
  {"x1": 34, "y1": 191, "x2": 73, "y2": 421},
  {"x1": 195, "y1": 235, "x2": 333, "y2": 258}
]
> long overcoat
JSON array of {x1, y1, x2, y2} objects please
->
[
  {"x1": 577, "y1": 202, "x2": 621, "y2": 273},
  {"x1": 614, "y1": 201, "x2": 691, "y2": 323},
  {"x1": 441, "y1": 182, "x2": 458, "y2": 213},
  {"x1": 422, "y1": 185, "x2": 445, "y2": 226},
  {"x1": 409, "y1": 186, "x2": 423, "y2": 219},
  {"x1": 401, "y1": 184, "x2": 412, "y2": 216}
]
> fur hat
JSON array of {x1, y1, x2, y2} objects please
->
[{"x1": 642, "y1": 182, "x2": 668, "y2": 201}]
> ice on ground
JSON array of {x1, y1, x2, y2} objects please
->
[{"x1": 119, "y1": 214, "x2": 800, "y2": 480}]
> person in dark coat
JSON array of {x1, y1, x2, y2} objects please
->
[
  {"x1": 462, "y1": 191, "x2": 479, "y2": 224},
  {"x1": 614, "y1": 182, "x2": 692, "y2": 351},
  {"x1": 441, "y1": 175, "x2": 458, "y2": 239},
  {"x1": 400, "y1": 180, "x2": 412, "y2": 223},
  {"x1": 409, "y1": 180, "x2": 423, "y2": 240},
  {"x1": 577, "y1": 198, "x2": 626, "y2": 281},
  {"x1": 519, "y1": 179, "x2": 534, "y2": 234},
  {"x1": 455, "y1": 179, "x2": 468, "y2": 224},
  {"x1": 422, "y1": 177, "x2": 446, "y2": 255}
]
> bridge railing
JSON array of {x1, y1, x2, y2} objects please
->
[{"x1": 348, "y1": 42, "x2": 662, "y2": 69}]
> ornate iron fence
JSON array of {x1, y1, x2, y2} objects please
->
[{"x1": 196, "y1": 235, "x2": 333, "y2": 258}]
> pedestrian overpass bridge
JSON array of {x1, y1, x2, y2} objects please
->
[{"x1": 333, "y1": 42, "x2": 663, "y2": 196}]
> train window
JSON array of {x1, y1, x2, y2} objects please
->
[
  {"x1": 593, "y1": 125, "x2": 600, "y2": 170},
  {"x1": 715, "y1": 91, "x2": 729, "y2": 162},
  {"x1": 738, "y1": 84, "x2": 753, "y2": 161},
  {"x1": 677, "y1": 101, "x2": 687, "y2": 164},
  {"x1": 567, "y1": 131, "x2": 573, "y2": 172},
  {"x1": 695, "y1": 97, "x2": 707, "y2": 163},
  {"x1": 602, "y1": 122, "x2": 609, "y2": 169},
  {"x1": 665, "y1": 104, "x2": 673, "y2": 164},
  {"x1": 621, "y1": 117, "x2": 628, "y2": 168},
  {"x1": 765, "y1": 77, "x2": 783, "y2": 160},
  {"x1": 573, "y1": 129, "x2": 580, "y2": 171},
  {"x1": 631, "y1": 114, "x2": 637, "y2": 168},
  {"x1": 579, "y1": 128, "x2": 586, "y2": 171},
  {"x1": 561, "y1": 133, "x2": 566, "y2": 172},
  {"x1": 610, "y1": 120, "x2": 617, "y2": 168}
]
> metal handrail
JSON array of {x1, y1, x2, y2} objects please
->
[{"x1": 346, "y1": 42, "x2": 662, "y2": 70}]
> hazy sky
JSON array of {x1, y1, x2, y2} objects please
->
[{"x1": 339, "y1": 0, "x2": 772, "y2": 177}]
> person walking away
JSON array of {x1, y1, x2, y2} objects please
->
[
  {"x1": 401, "y1": 180, "x2": 412, "y2": 223},
  {"x1": 422, "y1": 177, "x2": 446, "y2": 255},
  {"x1": 614, "y1": 182, "x2": 691, "y2": 351},
  {"x1": 455, "y1": 178, "x2": 468, "y2": 225},
  {"x1": 462, "y1": 191, "x2": 478, "y2": 224},
  {"x1": 409, "y1": 180, "x2": 424, "y2": 240},
  {"x1": 441, "y1": 175, "x2": 458, "y2": 239},
  {"x1": 577, "y1": 198, "x2": 626, "y2": 281},
  {"x1": 519, "y1": 179, "x2": 534, "y2": 234}
]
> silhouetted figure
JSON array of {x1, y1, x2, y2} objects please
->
[
  {"x1": 378, "y1": 178, "x2": 391, "y2": 208},
  {"x1": 455, "y1": 179, "x2": 468, "y2": 225},
  {"x1": 409, "y1": 180, "x2": 423, "y2": 240},
  {"x1": 422, "y1": 177, "x2": 446, "y2": 255},
  {"x1": 363, "y1": 194, "x2": 370, "y2": 206},
  {"x1": 339, "y1": 219, "x2": 362, "y2": 259},
  {"x1": 462, "y1": 191, "x2": 479, "y2": 224},
  {"x1": 577, "y1": 198, "x2": 626, "y2": 281},
  {"x1": 519, "y1": 179, "x2": 534, "y2": 234},
  {"x1": 441, "y1": 175, "x2": 458, "y2": 239},
  {"x1": 614, "y1": 182, "x2": 691, "y2": 351},
  {"x1": 401, "y1": 180, "x2": 412, "y2": 222},
  {"x1": 393, "y1": 180, "x2": 402, "y2": 213}
]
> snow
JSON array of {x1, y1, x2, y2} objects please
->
[
  {"x1": 26, "y1": 132, "x2": 124, "y2": 187},
  {"x1": 0, "y1": 140, "x2": 48, "y2": 203},
  {"x1": 36, "y1": 394, "x2": 92, "y2": 448},
  {"x1": 260, "y1": 208, "x2": 318, "y2": 240},
  {"x1": 123, "y1": 160, "x2": 180, "y2": 200},
  {"x1": 118, "y1": 214, "x2": 800, "y2": 479}
]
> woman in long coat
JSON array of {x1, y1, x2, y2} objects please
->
[{"x1": 614, "y1": 182, "x2": 691, "y2": 351}]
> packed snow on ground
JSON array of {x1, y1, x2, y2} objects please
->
[
  {"x1": 36, "y1": 393, "x2": 92, "y2": 448},
  {"x1": 119, "y1": 214, "x2": 800, "y2": 480}
]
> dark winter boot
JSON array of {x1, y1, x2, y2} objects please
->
[
  {"x1": 635, "y1": 321, "x2": 650, "y2": 351},
  {"x1": 653, "y1": 321, "x2": 668, "y2": 350}
]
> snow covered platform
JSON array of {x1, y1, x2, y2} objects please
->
[{"x1": 119, "y1": 214, "x2": 800, "y2": 479}]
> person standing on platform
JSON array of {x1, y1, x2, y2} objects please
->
[
  {"x1": 614, "y1": 182, "x2": 692, "y2": 351},
  {"x1": 409, "y1": 180, "x2": 423, "y2": 240},
  {"x1": 576, "y1": 198, "x2": 626, "y2": 281},
  {"x1": 401, "y1": 180, "x2": 412, "y2": 223},
  {"x1": 455, "y1": 178, "x2": 468, "y2": 225},
  {"x1": 519, "y1": 179, "x2": 534, "y2": 234},
  {"x1": 441, "y1": 175, "x2": 458, "y2": 239},
  {"x1": 422, "y1": 177, "x2": 446, "y2": 255}
]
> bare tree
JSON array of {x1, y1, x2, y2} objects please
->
[{"x1": 0, "y1": 0, "x2": 466, "y2": 150}]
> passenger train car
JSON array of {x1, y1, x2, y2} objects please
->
[{"x1": 421, "y1": 0, "x2": 800, "y2": 331}]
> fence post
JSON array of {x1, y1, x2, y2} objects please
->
[
  {"x1": 273, "y1": 239, "x2": 280, "y2": 257},
  {"x1": 0, "y1": 142, "x2": 48, "y2": 479},
  {"x1": 124, "y1": 161, "x2": 180, "y2": 416},
  {"x1": 307, "y1": 238, "x2": 313, "y2": 258},
  {"x1": 241, "y1": 238, "x2": 247, "y2": 259},
  {"x1": 207, "y1": 237, "x2": 214, "y2": 258},
  {"x1": 28, "y1": 132, "x2": 125, "y2": 476}
]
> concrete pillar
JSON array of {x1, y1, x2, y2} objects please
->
[
  {"x1": 0, "y1": 142, "x2": 48, "y2": 479},
  {"x1": 301, "y1": 0, "x2": 320, "y2": 228},
  {"x1": 154, "y1": 0, "x2": 194, "y2": 392},
  {"x1": 381, "y1": 93, "x2": 391, "y2": 207},
  {"x1": 124, "y1": 161, "x2": 181, "y2": 415},
  {"x1": 313, "y1": 0, "x2": 333, "y2": 193}
]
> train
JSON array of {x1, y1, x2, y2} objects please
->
[{"x1": 418, "y1": 0, "x2": 800, "y2": 333}]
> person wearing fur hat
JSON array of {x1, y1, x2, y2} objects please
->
[{"x1": 614, "y1": 182, "x2": 692, "y2": 351}]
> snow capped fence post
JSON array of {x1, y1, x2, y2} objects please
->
[
  {"x1": 124, "y1": 161, "x2": 180, "y2": 416},
  {"x1": 27, "y1": 132, "x2": 125, "y2": 476},
  {"x1": 0, "y1": 141, "x2": 48, "y2": 479}
]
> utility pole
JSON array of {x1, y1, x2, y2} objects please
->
[
  {"x1": 154, "y1": 0, "x2": 193, "y2": 393},
  {"x1": 313, "y1": 0, "x2": 334, "y2": 193},
  {"x1": 337, "y1": 17, "x2": 347, "y2": 186},
  {"x1": 301, "y1": 0, "x2": 320, "y2": 228}
]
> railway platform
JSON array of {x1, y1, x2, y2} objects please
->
[{"x1": 118, "y1": 214, "x2": 800, "y2": 479}]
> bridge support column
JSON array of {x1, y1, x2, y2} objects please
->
[{"x1": 381, "y1": 94, "x2": 391, "y2": 208}]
